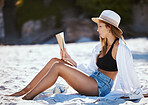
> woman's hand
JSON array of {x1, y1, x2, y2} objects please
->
[
  {"x1": 60, "y1": 48, "x2": 77, "y2": 67},
  {"x1": 61, "y1": 48, "x2": 71, "y2": 61},
  {"x1": 60, "y1": 48, "x2": 63, "y2": 59}
]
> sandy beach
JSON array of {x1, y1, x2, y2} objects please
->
[{"x1": 0, "y1": 37, "x2": 148, "y2": 105}]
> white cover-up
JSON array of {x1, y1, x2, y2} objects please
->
[{"x1": 77, "y1": 39, "x2": 143, "y2": 98}]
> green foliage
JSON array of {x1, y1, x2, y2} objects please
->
[
  {"x1": 76, "y1": 0, "x2": 135, "y2": 24},
  {"x1": 16, "y1": 0, "x2": 141, "y2": 29},
  {"x1": 16, "y1": 0, "x2": 76, "y2": 29}
]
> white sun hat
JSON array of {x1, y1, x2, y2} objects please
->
[{"x1": 92, "y1": 10, "x2": 123, "y2": 34}]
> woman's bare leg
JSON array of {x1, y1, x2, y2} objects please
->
[
  {"x1": 8, "y1": 58, "x2": 72, "y2": 96},
  {"x1": 22, "y1": 62, "x2": 98, "y2": 100}
]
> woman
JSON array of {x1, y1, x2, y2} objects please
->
[{"x1": 7, "y1": 10, "x2": 141, "y2": 100}]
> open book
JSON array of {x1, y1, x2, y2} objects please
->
[{"x1": 56, "y1": 32, "x2": 66, "y2": 57}]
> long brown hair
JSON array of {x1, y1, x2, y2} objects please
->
[{"x1": 98, "y1": 20, "x2": 126, "y2": 57}]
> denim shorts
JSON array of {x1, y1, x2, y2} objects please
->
[{"x1": 90, "y1": 71, "x2": 113, "y2": 97}]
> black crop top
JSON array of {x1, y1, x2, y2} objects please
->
[{"x1": 96, "y1": 38, "x2": 118, "y2": 72}]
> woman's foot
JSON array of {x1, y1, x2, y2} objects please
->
[
  {"x1": 5, "y1": 90, "x2": 26, "y2": 96},
  {"x1": 22, "y1": 95, "x2": 34, "y2": 100}
]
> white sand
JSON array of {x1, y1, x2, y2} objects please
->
[{"x1": 0, "y1": 38, "x2": 148, "y2": 105}]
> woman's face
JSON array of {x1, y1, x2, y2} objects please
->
[{"x1": 97, "y1": 20, "x2": 110, "y2": 38}]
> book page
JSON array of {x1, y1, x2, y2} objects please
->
[{"x1": 56, "y1": 32, "x2": 66, "y2": 56}]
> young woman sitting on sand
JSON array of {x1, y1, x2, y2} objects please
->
[{"x1": 7, "y1": 10, "x2": 142, "y2": 100}]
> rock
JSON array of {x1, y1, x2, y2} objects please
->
[
  {"x1": 121, "y1": 25, "x2": 148, "y2": 38},
  {"x1": 21, "y1": 16, "x2": 59, "y2": 44},
  {"x1": 64, "y1": 18, "x2": 98, "y2": 42},
  {"x1": 131, "y1": 4, "x2": 148, "y2": 33},
  {"x1": 21, "y1": 20, "x2": 41, "y2": 38},
  {"x1": 61, "y1": 9, "x2": 98, "y2": 43}
]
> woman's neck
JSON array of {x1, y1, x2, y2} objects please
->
[{"x1": 106, "y1": 34, "x2": 116, "y2": 46}]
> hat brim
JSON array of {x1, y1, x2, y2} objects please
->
[{"x1": 92, "y1": 17, "x2": 123, "y2": 34}]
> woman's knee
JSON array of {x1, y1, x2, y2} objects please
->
[
  {"x1": 47, "y1": 57, "x2": 60, "y2": 65},
  {"x1": 51, "y1": 62, "x2": 64, "y2": 72},
  {"x1": 50, "y1": 57, "x2": 59, "y2": 62}
]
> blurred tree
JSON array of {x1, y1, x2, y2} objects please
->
[
  {"x1": 0, "y1": 0, "x2": 4, "y2": 39},
  {"x1": 76, "y1": 0, "x2": 135, "y2": 24},
  {"x1": 3, "y1": 0, "x2": 19, "y2": 38},
  {"x1": 16, "y1": 0, "x2": 76, "y2": 30}
]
